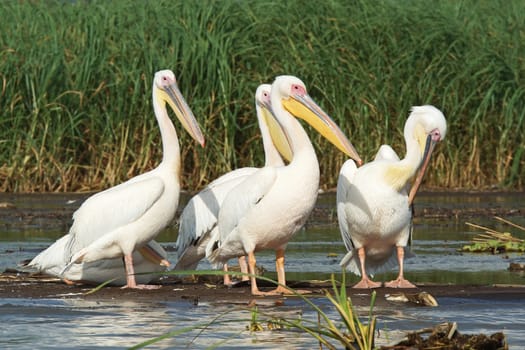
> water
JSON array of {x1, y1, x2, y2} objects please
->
[{"x1": 0, "y1": 192, "x2": 524, "y2": 349}]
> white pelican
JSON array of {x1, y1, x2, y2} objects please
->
[
  {"x1": 54, "y1": 69, "x2": 205, "y2": 289},
  {"x1": 337, "y1": 105, "x2": 446, "y2": 289},
  {"x1": 174, "y1": 84, "x2": 292, "y2": 285},
  {"x1": 25, "y1": 237, "x2": 169, "y2": 285},
  {"x1": 208, "y1": 75, "x2": 362, "y2": 295}
]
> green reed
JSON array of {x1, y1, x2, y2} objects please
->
[{"x1": 1, "y1": 0, "x2": 523, "y2": 192}]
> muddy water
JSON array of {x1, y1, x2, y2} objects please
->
[{"x1": 0, "y1": 192, "x2": 524, "y2": 349}]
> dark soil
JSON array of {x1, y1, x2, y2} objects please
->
[{"x1": 2, "y1": 270, "x2": 524, "y2": 305}]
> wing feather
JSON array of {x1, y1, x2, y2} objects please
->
[
  {"x1": 337, "y1": 160, "x2": 358, "y2": 252},
  {"x1": 175, "y1": 168, "x2": 257, "y2": 269},
  {"x1": 218, "y1": 167, "x2": 278, "y2": 244},
  {"x1": 374, "y1": 145, "x2": 400, "y2": 162},
  {"x1": 65, "y1": 176, "x2": 165, "y2": 259}
]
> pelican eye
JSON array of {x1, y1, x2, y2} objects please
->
[
  {"x1": 430, "y1": 129, "x2": 441, "y2": 142},
  {"x1": 291, "y1": 84, "x2": 306, "y2": 95}
]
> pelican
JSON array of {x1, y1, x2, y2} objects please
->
[
  {"x1": 208, "y1": 75, "x2": 362, "y2": 295},
  {"x1": 25, "y1": 237, "x2": 169, "y2": 285},
  {"x1": 52, "y1": 69, "x2": 205, "y2": 289},
  {"x1": 337, "y1": 105, "x2": 446, "y2": 289},
  {"x1": 174, "y1": 84, "x2": 292, "y2": 285}
]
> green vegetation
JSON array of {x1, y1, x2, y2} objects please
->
[
  {"x1": 126, "y1": 270, "x2": 378, "y2": 349},
  {"x1": 1, "y1": 0, "x2": 524, "y2": 192},
  {"x1": 461, "y1": 217, "x2": 525, "y2": 253},
  {"x1": 273, "y1": 273, "x2": 377, "y2": 350}
]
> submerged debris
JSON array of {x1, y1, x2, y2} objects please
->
[
  {"x1": 509, "y1": 263, "x2": 525, "y2": 271},
  {"x1": 381, "y1": 322, "x2": 508, "y2": 350},
  {"x1": 385, "y1": 291, "x2": 438, "y2": 307}
]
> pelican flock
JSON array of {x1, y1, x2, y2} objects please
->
[
  {"x1": 208, "y1": 75, "x2": 362, "y2": 295},
  {"x1": 26, "y1": 70, "x2": 204, "y2": 289},
  {"x1": 24, "y1": 68, "x2": 447, "y2": 296},
  {"x1": 337, "y1": 105, "x2": 447, "y2": 288},
  {"x1": 174, "y1": 83, "x2": 292, "y2": 285}
]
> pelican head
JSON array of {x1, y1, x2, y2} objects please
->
[
  {"x1": 255, "y1": 84, "x2": 293, "y2": 163},
  {"x1": 406, "y1": 105, "x2": 447, "y2": 203},
  {"x1": 274, "y1": 75, "x2": 362, "y2": 165},
  {"x1": 406, "y1": 105, "x2": 447, "y2": 154},
  {"x1": 153, "y1": 70, "x2": 205, "y2": 147}
]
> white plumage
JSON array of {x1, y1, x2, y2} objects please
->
[
  {"x1": 174, "y1": 84, "x2": 292, "y2": 281},
  {"x1": 27, "y1": 237, "x2": 168, "y2": 285},
  {"x1": 27, "y1": 70, "x2": 204, "y2": 289},
  {"x1": 337, "y1": 105, "x2": 446, "y2": 289},
  {"x1": 209, "y1": 75, "x2": 362, "y2": 295}
]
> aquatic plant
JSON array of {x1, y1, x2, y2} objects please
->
[
  {"x1": 246, "y1": 306, "x2": 264, "y2": 332},
  {"x1": 461, "y1": 217, "x2": 525, "y2": 253},
  {"x1": 123, "y1": 269, "x2": 377, "y2": 349},
  {"x1": 248, "y1": 272, "x2": 377, "y2": 350},
  {"x1": 1, "y1": 0, "x2": 524, "y2": 192}
]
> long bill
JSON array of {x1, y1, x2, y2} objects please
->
[
  {"x1": 138, "y1": 243, "x2": 170, "y2": 267},
  {"x1": 282, "y1": 94, "x2": 362, "y2": 166},
  {"x1": 257, "y1": 99, "x2": 293, "y2": 163},
  {"x1": 163, "y1": 82, "x2": 205, "y2": 147},
  {"x1": 408, "y1": 134, "x2": 437, "y2": 205}
]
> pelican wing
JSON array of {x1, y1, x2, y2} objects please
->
[
  {"x1": 175, "y1": 167, "x2": 257, "y2": 270},
  {"x1": 24, "y1": 234, "x2": 72, "y2": 276},
  {"x1": 65, "y1": 176, "x2": 165, "y2": 257},
  {"x1": 218, "y1": 167, "x2": 278, "y2": 244},
  {"x1": 374, "y1": 145, "x2": 400, "y2": 162},
  {"x1": 336, "y1": 159, "x2": 358, "y2": 252}
]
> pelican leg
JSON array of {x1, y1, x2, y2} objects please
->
[
  {"x1": 385, "y1": 246, "x2": 416, "y2": 288},
  {"x1": 223, "y1": 263, "x2": 232, "y2": 286},
  {"x1": 62, "y1": 278, "x2": 77, "y2": 286},
  {"x1": 238, "y1": 256, "x2": 249, "y2": 281},
  {"x1": 122, "y1": 254, "x2": 161, "y2": 290},
  {"x1": 247, "y1": 251, "x2": 267, "y2": 296},
  {"x1": 352, "y1": 247, "x2": 382, "y2": 289},
  {"x1": 266, "y1": 249, "x2": 310, "y2": 295},
  {"x1": 268, "y1": 248, "x2": 289, "y2": 294}
]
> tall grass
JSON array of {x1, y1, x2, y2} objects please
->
[{"x1": 1, "y1": 0, "x2": 523, "y2": 192}]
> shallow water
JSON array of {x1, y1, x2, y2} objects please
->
[{"x1": 0, "y1": 192, "x2": 524, "y2": 349}]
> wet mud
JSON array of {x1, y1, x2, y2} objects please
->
[{"x1": 1, "y1": 270, "x2": 524, "y2": 306}]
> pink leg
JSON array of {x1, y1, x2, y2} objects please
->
[
  {"x1": 269, "y1": 248, "x2": 289, "y2": 294},
  {"x1": 247, "y1": 251, "x2": 266, "y2": 296},
  {"x1": 262, "y1": 249, "x2": 310, "y2": 295},
  {"x1": 352, "y1": 247, "x2": 382, "y2": 289},
  {"x1": 121, "y1": 254, "x2": 161, "y2": 290},
  {"x1": 238, "y1": 256, "x2": 249, "y2": 281},
  {"x1": 222, "y1": 263, "x2": 232, "y2": 285},
  {"x1": 385, "y1": 246, "x2": 416, "y2": 288}
]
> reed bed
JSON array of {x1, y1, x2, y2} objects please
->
[{"x1": 1, "y1": 0, "x2": 523, "y2": 192}]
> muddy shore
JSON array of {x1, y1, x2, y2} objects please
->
[{"x1": 1, "y1": 271, "x2": 524, "y2": 308}]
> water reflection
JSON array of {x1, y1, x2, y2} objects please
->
[{"x1": 0, "y1": 297, "x2": 319, "y2": 349}]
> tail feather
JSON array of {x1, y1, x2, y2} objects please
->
[
  {"x1": 173, "y1": 246, "x2": 201, "y2": 271},
  {"x1": 206, "y1": 247, "x2": 224, "y2": 269},
  {"x1": 60, "y1": 248, "x2": 87, "y2": 276},
  {"x1": 340, "y1": 250, "x2": 362, "y2": 276}
]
